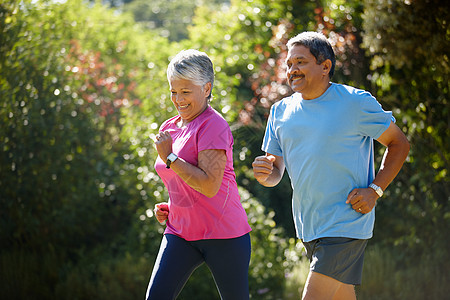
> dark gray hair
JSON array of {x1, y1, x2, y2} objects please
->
[
  {"x1": 167, "y1": 49, "x2": 214, "y2": 100},
  {"x1": 286, "y1": 32, "x2": 336, "y2": 78}
]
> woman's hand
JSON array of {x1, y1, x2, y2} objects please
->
[
  {"x1": 155, "y1": 131, "x2": 173, "y2": 161},
  {"x1": 154, "y1": 202, "x2": 169, "y2": 224}
]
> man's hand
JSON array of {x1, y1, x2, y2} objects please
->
[
  {"x1": 346, "y1": 188, "x2": 378, "y2": 214},
  {"x1": 252, "y1": 155, "x2": 276, "y2": 183}
]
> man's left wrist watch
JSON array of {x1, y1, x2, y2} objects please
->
[
  {"x1": 166, "y1": 153, "x2": 178, "y2": 169},
  {"x1": 369, "y1": 183, "x2": 383, "y2": 197}
]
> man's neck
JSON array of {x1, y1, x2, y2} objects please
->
[{"x1": 301, "y1": 82, "x2": 332, "y2": 100}]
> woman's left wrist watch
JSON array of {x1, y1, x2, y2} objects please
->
[{"x1": 166, "y1": 153, "x2": 178, "y2": 169}]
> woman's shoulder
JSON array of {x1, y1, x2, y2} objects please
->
[
  {"x1": 159, "y1": 115, "x2": 179, "y2": 131},
  {"x1": 197, "y1": 106, "x2": 229, "y2": 127},
  {"x1": 191, "y1": 106, "x2": 232, "y2": 142}
]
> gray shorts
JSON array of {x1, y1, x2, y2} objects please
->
[{"x1": 302, "y1": 237, "x2": 368, "y2": 285}]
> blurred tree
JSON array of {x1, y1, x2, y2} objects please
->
[
  {"x1": 123, "y1": 0, "x2": 196, "y2": 41},
  {"x1": 0, "y1": 0, "x2": 166, "y2": 276},
  {"x1": 361, "y1": 0, "x2": 450, "y2": 253},
  {"x1": 122, "y1": 0, "x2": 229, "y2": 41}
]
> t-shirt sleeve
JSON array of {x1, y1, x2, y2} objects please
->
[
  {"x1": 262, "y1": 104, "x2": 283, "y2": 156},
  {"x1": 358, "y1": 93, "x2": 394, "y2": 139},
  {"x1": 197, "y1": 116, "x2": 232, "y2": 152}
]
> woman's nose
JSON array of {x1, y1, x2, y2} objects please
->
[{"x1": 173, "y1": 94, "x2": 182, "y2": 102}]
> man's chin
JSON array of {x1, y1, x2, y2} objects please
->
[
  {"x1": 289, "y1": 84, "x2": 303, "y2": 93},
  {"x1": 289, "y1": 79, "x2": 304, "y2": 91}
]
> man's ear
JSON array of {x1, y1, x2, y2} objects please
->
[{"x1": 322, "y1": 59, "x2": 332, "y2": 76}]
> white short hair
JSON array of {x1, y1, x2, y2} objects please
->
[{"x1": 167, "y1": 49, "x2": 214, "y2": 100}]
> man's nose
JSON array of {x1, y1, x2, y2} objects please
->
[
  {"x1": 288, "y1": 64, "x2": 299, "y2": 74},
  {"x1": 287, "y1": 67, "x2": 297, "y2": 78}
]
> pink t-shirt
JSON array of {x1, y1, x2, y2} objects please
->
[{"x1": 154, "y1": 106, "x2": 251, "y2": 241}]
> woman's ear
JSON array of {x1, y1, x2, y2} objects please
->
[{"x1": 203, "y1": 82, "x2": 212, "y2": 98}]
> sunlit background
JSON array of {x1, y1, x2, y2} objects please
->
[{"x1": 1, "y1": 0, "x2": 448, "y2": 299}]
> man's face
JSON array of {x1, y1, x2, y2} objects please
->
[{"x1": 285, "y1": 44, "x2": 329, "y2": 99}]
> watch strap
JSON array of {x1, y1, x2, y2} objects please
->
[{"x1": 369, "y1": 183, "x2": 383, "y2": 197}]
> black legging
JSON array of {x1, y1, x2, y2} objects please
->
[{"x1": 146, "y1": 233, "x2": 251, "y2": 300}]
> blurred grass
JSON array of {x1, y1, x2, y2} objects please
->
[
  {"x1": 2, "y1": 244, "x2": 449, "y2": 299},
  {"x1": 356, "y1": 245, "x2": 450, "y2": 300},
  {"x1": 283, "y1": 244, "x2": 450, "y2": 300}
]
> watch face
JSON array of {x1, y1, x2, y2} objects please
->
[
  {"x1": 167, "y1": 153, "x2": 177, "y2": 162},
  {"x1": 370, "y1": 183, "x2": 383, "y2": 197},
  {"x1": 376, "y1": 189, "x2": 383, "y2": 197}
]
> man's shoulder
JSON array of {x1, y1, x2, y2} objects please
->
[
  {"x1": 271, "y1": 93, "x2": 296, "y2": 110},
  {"x1": 332, "y1": 83, "x2": 374, "y2": 99}
]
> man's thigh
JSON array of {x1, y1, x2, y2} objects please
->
[
  {"x1": 303, "y1": 237, "x2": 368, "y2": 285},
  {"x1": 302, "y1": 271, "x2": 356, "y2": 300}
]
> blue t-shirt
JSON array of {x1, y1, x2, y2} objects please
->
[{"x1": 262, "y1": 83, "x2": 393, "y2": 242}]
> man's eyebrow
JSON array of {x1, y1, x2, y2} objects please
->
[{"x1": 286, "y1": 55, "x2": 306, "y2": 63}]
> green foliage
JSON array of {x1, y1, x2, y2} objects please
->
[
  {"x1": 0, "y1": 0, "x2": 165, "y2": 288},
  {"x1": 361, "y1": 0, "x2": 450, "y2": 253},
  {"x1": 0, "y1": 0, "x2": 132, "y2": 252},
  {"x1": 123, "y1": 0, "x2": 196, "y2": 41},
  {"x1": 0, "y1": 249, "x2": 60, "y2": 299},
  {"x1": 122, "y1": 0, "x2": 228, "y2": 42}
]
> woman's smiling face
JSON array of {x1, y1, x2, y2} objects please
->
[{"x1": 169, "y1": 78, "x2": 211, "y2": 125}]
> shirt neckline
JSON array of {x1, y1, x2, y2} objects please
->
[{"x1": 297, "y1": 82, "x2": 334, "y2": 103}]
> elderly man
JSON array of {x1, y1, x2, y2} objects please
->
[{"x1": 252, "y1": 32, "x2": 409, "y2": 299}]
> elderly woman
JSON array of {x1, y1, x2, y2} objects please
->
[{"x1": 146, "y1": 49, "x2": 251, "y2": 300}]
